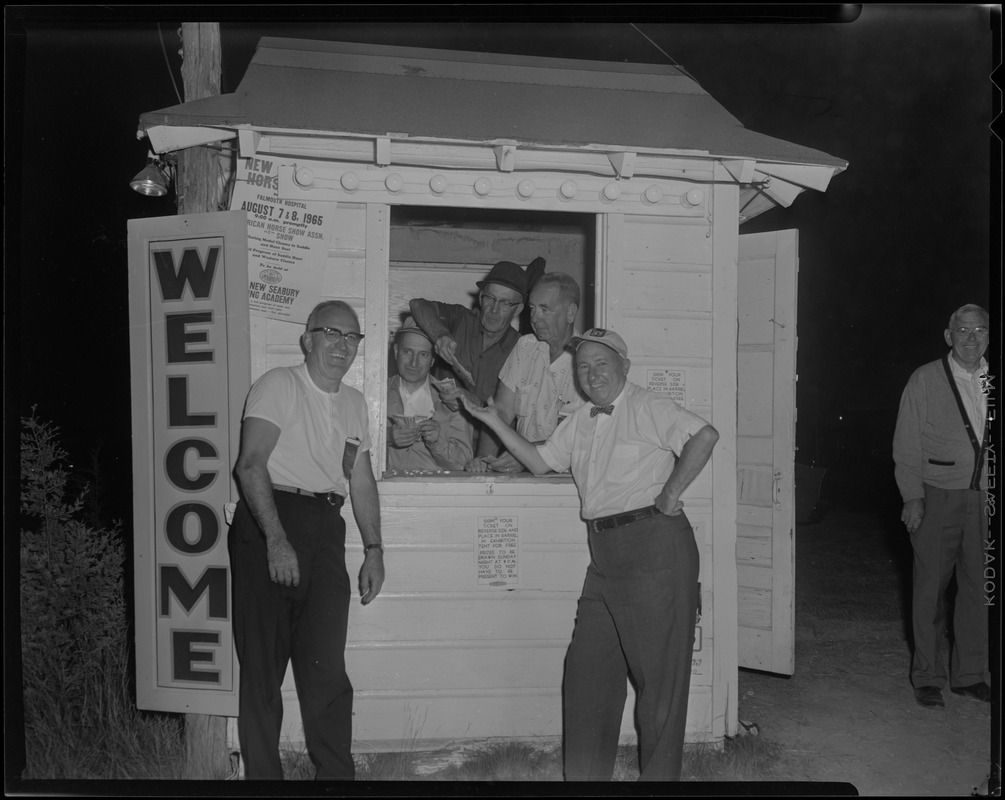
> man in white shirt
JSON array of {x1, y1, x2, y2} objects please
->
[
  {"x1": 463, "y1": 327, "x2": 719, "y2": 781},
  {"x1": 893, "y1": 304, "x2": 992, "y2": 708},
  {"x1": 230, "y1": 300, "x2": 384, "y2": 779},
  {"x1": 470, "y1": 272, "x2": 587, "y2": 472},
  {"x1": 387, "y1": 318, "x2": 472, "y2": 471}
]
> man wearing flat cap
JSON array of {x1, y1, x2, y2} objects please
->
[
  {"x1": 462, "y1": 327, "x2": 719, "y2": 782},
  {"x1": 387, "y1": 317, "x2": 472, "y2": 472}
]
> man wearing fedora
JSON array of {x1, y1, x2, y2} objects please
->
[
  {"x1": 470, "y1": 271, "x2": 587, "y2": 473},
  {"x1": 409, "y1": 258, "x2": 546, "y2": 405},
  {"x1": 462, "y1": 327, "x2": 719, "y2": 782},
  {"x1": 410, "y1": 258, "x2": 545, "y2": 452},
  {"x1": 387, "y1": 317, "x2": 472, "y2": 472}
]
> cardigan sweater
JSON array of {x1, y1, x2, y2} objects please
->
[{"x1": 893, "y1": 354, "x2": 990, "y2": 502}]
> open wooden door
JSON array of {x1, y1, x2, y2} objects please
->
[{"x1": 736, "y1": 229, "x2": 798, "y2": 674}]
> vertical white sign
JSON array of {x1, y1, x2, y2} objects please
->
[{"x1": 127, "y1": 211, "x2": 249, "y2": 715}]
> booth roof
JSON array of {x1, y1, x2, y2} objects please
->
[{"x1": 138, "y1": 37, "x2": 847, "y2": 169}]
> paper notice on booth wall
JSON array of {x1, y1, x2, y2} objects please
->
[
  {"x1": 477, "y1": 516, "x2": 519, "y2": 587},
  {"x1": 647, "y1": 368, "x2": 687, "y2": 406},
  {"x1": 231, "y1": 157, "x2": 332, "y2": 321}
]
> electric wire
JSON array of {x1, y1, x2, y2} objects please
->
[{"x1": 158, "y1": 23, "x2": 183, "y2": 105}]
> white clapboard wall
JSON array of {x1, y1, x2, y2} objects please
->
[{"x1": 245, "y1": 158, "x2": 737, "y2": 751}]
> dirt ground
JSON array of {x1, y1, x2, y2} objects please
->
[{"x1": 738, "y1": 467, "x2": 995, "y2": 795}]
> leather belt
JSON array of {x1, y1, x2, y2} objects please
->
[
  {"x1": 272, "y1": 484, "x2": 345, "y2": 508},
  {"x1": 587, "y1": 505, "x2": 662, "y2": 534}
]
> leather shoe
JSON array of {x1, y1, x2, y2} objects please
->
[
  {"x1": 951, "y1": 682, "x2": 991, "y2": 703},
  {"x1": 914, "y1": 686, "x2": 945, "y2": 708}
]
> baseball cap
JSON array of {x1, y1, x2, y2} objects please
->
[{"x1": 570, "y1": 328, "x2": 629, "y2": 359}]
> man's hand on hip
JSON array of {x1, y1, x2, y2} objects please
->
[{"x1": 655, "y1": 490, "x2": 684, "y2": 517}]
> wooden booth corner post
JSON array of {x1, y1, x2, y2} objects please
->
[{"x1": 177, "y1": 20, "x2": 233, "y2": 778}]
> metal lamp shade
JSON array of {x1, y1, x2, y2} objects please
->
[{"x1": 130, "y1": 163, "x2": 170, "y2": 197}]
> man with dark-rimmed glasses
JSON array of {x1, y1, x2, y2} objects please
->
[
  {"x1": 894, "y1": 303, "x2": 992, "y2": 709},
  {"x1": 230, "y1": 299, "x2": 385, "y2": 778}
]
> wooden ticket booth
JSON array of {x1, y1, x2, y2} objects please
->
[{"x1": 137, "y1": 37, "x2": 846, "y2": 754}]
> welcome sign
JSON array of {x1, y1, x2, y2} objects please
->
[{"x1": 127, "y1": 211, "x2": 249, "y2": 715}]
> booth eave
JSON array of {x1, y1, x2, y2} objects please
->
[{"x1": 136, "y1": 37, "x2": 847, "y2": 216}]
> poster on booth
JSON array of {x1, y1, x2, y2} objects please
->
[{"x1": 230, "y1": 156, "x2": 333, "y2": 322}]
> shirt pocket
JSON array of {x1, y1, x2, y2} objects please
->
[{"x1": 927, "y1": 458, "x2": 956, "y2": 466}]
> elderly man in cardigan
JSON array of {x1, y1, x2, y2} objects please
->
[{"x1": 893, "y1": 303, "x2": 992, "y2": 708}]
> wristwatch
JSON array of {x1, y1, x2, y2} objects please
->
[{"x1": 364, "y1": 542, "x2": 384, "y2": 555}]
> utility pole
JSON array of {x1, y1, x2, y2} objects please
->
[{"x1": 178, "y1": 21, "x2": 234, "y2": 780}]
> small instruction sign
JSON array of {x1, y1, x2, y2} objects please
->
[
  {"x1": 477, "y1": 516, "x2": 519, "y2": 587},
  {"x1": 647, "y1": 368, "x2": 687, "y2": 406}
]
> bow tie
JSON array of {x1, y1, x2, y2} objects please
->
[{"x1": 591, "y1": 405, "x2": 615, "y2": 417}]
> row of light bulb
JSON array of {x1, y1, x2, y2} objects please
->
[{"x1": 294, "y1": 166, "x2": 705, "y2": 206}]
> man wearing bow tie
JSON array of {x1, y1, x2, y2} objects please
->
[{"x1": 462, "y1": 327, "x2": 719, "y2": 782}]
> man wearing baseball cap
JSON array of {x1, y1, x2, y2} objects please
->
[{"x1": 463, "y1": 326, "x2": 719, "y2": 782}]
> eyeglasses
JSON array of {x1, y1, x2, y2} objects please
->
[
  {"x1": 952, "y1": 326, "x2": 989, "y2": 337},
  {"x1": 479, "y1": 292, "x2": 520, "y2": 312},
  {"x1": 308, "y1": 326, "x2": 365, "y2": 346}
]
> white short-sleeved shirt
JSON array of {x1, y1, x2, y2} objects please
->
[
  {"x1": 243, "y1": 363, "x2": 371, "y2": 496},
  {"x1": 538, "y1": 381, "x2": 710, "y2": 519},
  {"x1": 498, "y1": 333, "x2": 586, "y2": 442}
]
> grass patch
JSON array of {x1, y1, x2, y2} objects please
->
[
  {"x1": 22, "y1": 642, "x2": 187, "y2": 780},
  {"x1": 431, "y1": 740, "x2": 563, "y2": 781},
  {"x1": 682, "y1": 735, "x2": 782, "y2": 782}
]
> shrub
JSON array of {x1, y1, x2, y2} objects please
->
[{"x1": 19, "y1": 411, "x2": 184, "y2": 778}]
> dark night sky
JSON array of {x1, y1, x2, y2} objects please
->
[{"x1": 6, "y1": 5, "x2": 999, "y2": 522}]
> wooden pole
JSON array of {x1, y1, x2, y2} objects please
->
[{"x1": 178, "y1": 21, "x2": 233, "y2": 780}]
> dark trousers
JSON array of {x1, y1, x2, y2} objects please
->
[
  {"x1": 910, "y1": 485, "x2": 989, "y2": 689},
  {"x1": 563, "y1": 511, "x2": 699, "y2": 781},
  {"x1": 229, "y1": 492, "x2": 355, "y2": 779}
]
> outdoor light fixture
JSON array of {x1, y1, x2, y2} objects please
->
[{"x1": 130, "y1": 153, "x2": 174, "y2": 197}]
